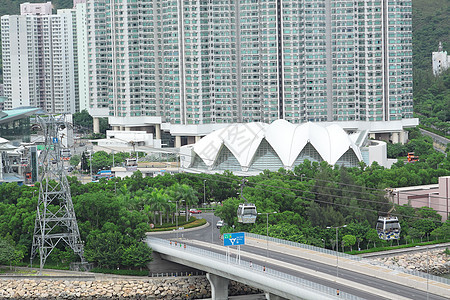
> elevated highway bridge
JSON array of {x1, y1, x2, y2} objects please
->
[{"x1": 146, "y1": 213, "x2": 449, "y2": 300}]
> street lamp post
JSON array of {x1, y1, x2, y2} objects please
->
[
  {"x1": 203, "y1": 180, "x2": 206, "y2": 204},
  {"x1": 211, "y1": 205, "x2": 215, "y2": 245},
  {"x1": 326, "y1": 224, "x2": 347, "y2": 278},
  {"x1": 174, "y1": 200, "x2": 184, "y2": 239},
  {"x1": 168, "y1": 200, "x2": 182, "y2": 239},
  {"x1": 258, "y1": 212, "x2": 277, "y2": 258},
  {"x1": 89, "y1": 150, "x2": 93, "y2": 182}
]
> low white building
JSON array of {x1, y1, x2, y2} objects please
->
[
  {"x1": 95, "y1": 130, "x2": 161, "y2": 149},
  {"x1": 180, "y1": 120, "x2": 400, "y2": 175},
  {"x1": 360, "y1": 140, "x2": 397, "y2": 169},
  {"x1": 180, "y1": 120, "x2": 395, "y2": 176},
  {"x1": 111, "y1": 162, "x2": 179, "y2": 178},
  {"x1": 432, "y1": 42, "x2": 450, "y2": 76}
]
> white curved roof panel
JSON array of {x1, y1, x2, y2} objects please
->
[
  {"x1": 189, "y1": 121, "x2": 362, "y2": 170},
  {"x1": 221, "y1": 122, "x2": 267, "y2": 168},
  {"x1": 192, "y1": 127, "x2": 225, "y2": 166},
  {"x1": 265, "y1": 119, "x2": 298, "y2": 166},
  {"x1": 287, "y1": 123, "x2": 313, "y2": 166},
  {"x1": 307, "y1": 122, "x2": 332, "y2": 162},
  {"x1": 327, "y1": 124, "x2": 356, "y2": 164}
]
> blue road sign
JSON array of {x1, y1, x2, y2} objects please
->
[
  {"x1": 223, "y1": 232, "x2": 245, "y2": 246},
  {"x1": 52, "y1": 137, "x2": 58, "y2": 144}
]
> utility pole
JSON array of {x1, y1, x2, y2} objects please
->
[
  {"x1": 89, "y1": 149, "x2": 93, "y2": 181},
  {"x1": 30, "y1": 115, "x2": 87, "y2": 274},
  {"x1": 327, "y1": 224, "x2": 347, "y2": 278},
  {"x1": 203, "y1": 180, "x2": 206, "y2": 204},
  {"x1": 257, "y1": 211, "x2": 277, "y2": 258}
]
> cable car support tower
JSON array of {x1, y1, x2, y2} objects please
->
[{"x1": 30, "y1": 115, "x2": 86, "y2": 273}]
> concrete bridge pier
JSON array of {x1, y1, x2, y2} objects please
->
[
  {"x1": 206, "y1": 273, "x2": 229, "y2": 300},
  {"x1": 264, "y1": 292, "x2": 288, "y2": 300}
]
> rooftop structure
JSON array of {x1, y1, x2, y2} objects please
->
[
  {"x1": 20, "y1": 2, "x2": 53, "y2": 15},
  {"x1": 180, "y1": 120, "x2": 365, "y2": 175},
  {"x1": 0, "y1": 107, "x2": 40, "y2": 144}
]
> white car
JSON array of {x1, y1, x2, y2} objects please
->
[{"x1": 216, "y1": 220, "x2": 224, "y2": 229}]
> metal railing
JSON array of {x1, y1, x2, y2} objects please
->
[
  {"x1": 246, "y1": 232, "x2": 450, "y2": 285},
  {"x1": 147, "y1": 237, "x2": 363, "y2": 300}
]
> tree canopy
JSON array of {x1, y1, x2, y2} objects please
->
[{"x1": 0, "y1": 128, "x2": 448, "y2": 270}]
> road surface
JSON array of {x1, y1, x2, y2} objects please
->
[{"x1": 152, "y1": 212, "x2": 448, "y2": 300}]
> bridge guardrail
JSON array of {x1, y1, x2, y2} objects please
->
[
  {"x1": 246, "y1": 232, "x2": 450, "y2": 285},
  {"x1": 147, "y1": 237, "x2": 363, "y2": 300}
]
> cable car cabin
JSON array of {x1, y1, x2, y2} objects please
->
[
  {"x1": 126, "y1": 158, "x2": 138, "y2": 166},
  {"x1": 376, "y1": 217, "x2": 401, "y2": 240},
  {"x1": 237, "y1": 203, "x2": 257, "y2": 224},
  {"x1": 407, "y1": 152, "x2": 419, "y2": 163}
]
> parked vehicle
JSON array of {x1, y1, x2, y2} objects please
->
[{"x1": 189, "y1": 208, "x2": 202, "y2": 214}]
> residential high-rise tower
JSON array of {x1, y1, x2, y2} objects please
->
[
  {"x1": 86, "y1": 0, "x2": 413, "y2": 138},
  {"x1": 1, "y1": 2, "x2": 76, "y2": 114}
]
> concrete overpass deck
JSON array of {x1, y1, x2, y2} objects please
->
[
  {"x1": 146, "y1": 216, "x2": 449, "y2": 299},
  {"x1": 240, "y1": 235, "x2": 449, "y2": 299}
]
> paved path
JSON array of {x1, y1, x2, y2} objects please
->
[
  {"x1": 242, "y1": 236, "x2": 449, "y2": 299},
  {"x1": 359, "y1": 242, "x2": 450, "y2": 258}
]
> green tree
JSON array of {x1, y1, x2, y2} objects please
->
[
  {"x1": 410, "y1": 218, "x2": 438, "y2": 240},
  {"x1": 12, "y1": 249, "x2": 24, "y2": 266},
  {"x1": 85, "y1": 227, "x2": 124, "y2": 269},
  {"x1": 416, "y1": 207, "x2": 442, "y2": 221},
  {"x1": 91, "y1": 151, "x2": 111, "y2": 172},
  {"x1": 387, "y1": 143, "x2": 408, "y2": 159},
  {"x1": 146, "y1": 189, "x2": 170, "y2": 225},
  {"x1": 266, "y1": 223, "x2": 306, "y2": 244},
  {"x1": 121, "y1": 242, "x2": 153, "y2": 270},
  {"x1": 215, "y1": 197, "x2": 241, "y2": 228},
  {"x1": 365, "y1": 229, "x2": 379, "y2": 249},
  {"x1": 342, "y1": 234, "x2": 356, "y2": 251},
  {"x1": 408, "y1": 227, "x2": 425, "y2": 243},
  {"x1": 430, "y1": 221, "x2": 450, "y2": 240},
  {"x1": 73, "y1": 109, "x2": 93, "y2": 130},
  {"x1": 0, "y1": 237, "x2": 15, "y2": 265},
  {"x1": 168, "y1": 183, "x2": 199, "y2": 221},
  {"x1": 69, "y1": 155, "x2": 81, "y2": 168},
  {"x1": 74, "y1": 191, "x2": 119, "y2": 229}
]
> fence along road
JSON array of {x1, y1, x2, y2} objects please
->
[{"x1": 146, "y1": 237, "x2": 362, "y2": 300}]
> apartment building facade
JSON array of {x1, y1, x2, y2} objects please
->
[
  {"x1": 1, "y1": 2, "x2": 76, "y2": 114},
  {"x1": 86, "y1": 0, "x2": 413, "y2": 139}
]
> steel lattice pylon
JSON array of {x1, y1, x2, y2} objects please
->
[{"x1": 30, "y1": 115, "x2": 85, "y2": 273}]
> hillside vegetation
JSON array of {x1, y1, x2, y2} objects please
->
[
  {"x1": 411, "y1": 0, "x2": 450, "y2": 134},
  {"x1": 412, "y1": 0, "x2": 450, "y2": 75}
]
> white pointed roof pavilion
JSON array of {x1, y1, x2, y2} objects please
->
[{"x1": 186, "y1": 120, "x2": 363, "y2": 171}]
